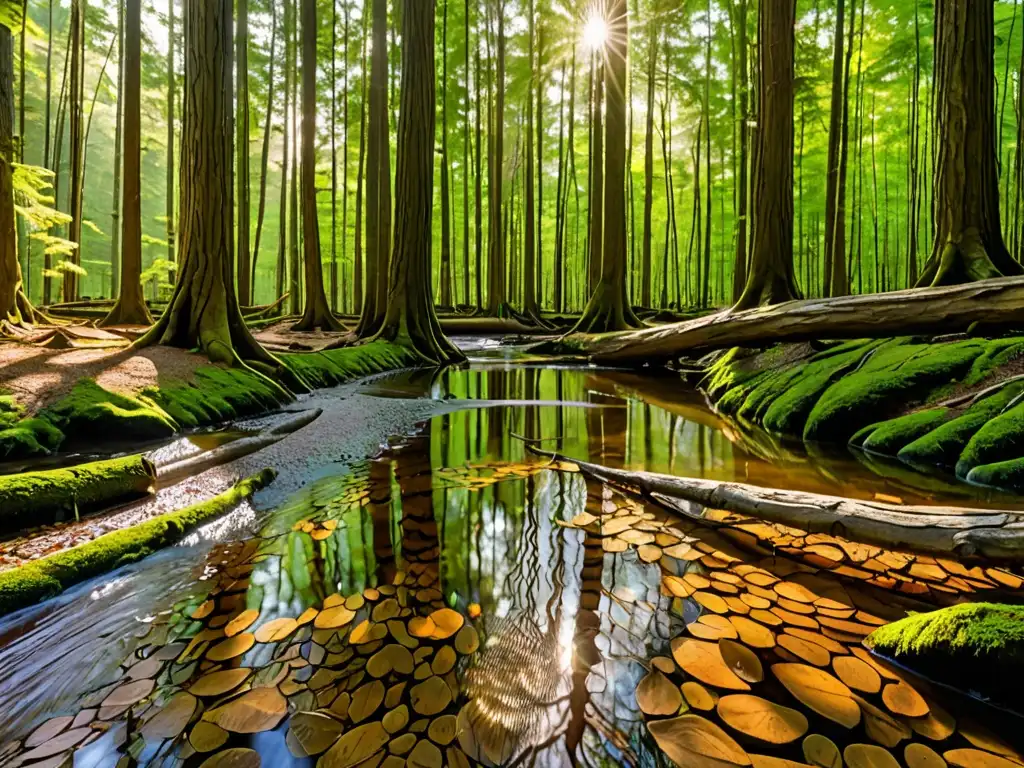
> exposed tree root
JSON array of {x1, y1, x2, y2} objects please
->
[
  {"x1": 916, "y1": 232, "x2": 1024, "y2": 288},
  {"x1": 523, "y1": 442, "x2": 1024, "y2": 561},
  {"x1": 548, "y1": 276, "x2": 1024, "y2": 364}
]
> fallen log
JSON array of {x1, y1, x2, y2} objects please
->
[
  {"x1": 523, "y1": 443, "x2": 1024, "y2": 561},
  {"x1": 155, "y1": 408, "x2": 321, "y2": 485},
  {"x1": 549, "y1": 275, "x2": 1024, "y2": 364},
  {"x1": 439, "y1": 316, "x2": 557, "y2": 336},
  {"x1": 0, "y1": 454, "x2": 157, "y2": 535}
]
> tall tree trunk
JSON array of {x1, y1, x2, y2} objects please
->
[
  {"x1": 167, "y1": 0, "x2": 176, "y2": 269},
  {"x1": 732, "y1": 0, "x2": 750, "y2": 301},
  {"x1": 734, "y1": 0, "x2": 801, "y2": 309},
  {"x1": 473, "y1": 15, "x2": 483, "y2": 308},
  {"x1": 65, "y1": 0, "x2": 84, "y2": 302},
  {"x1": 236, "y1": 0, "x2": 252, "y2": 306},
  {"x1": 701, "y1": 0, "x2": 713, "y2": 308},
  {"x1": 353, "y1": 2, "x2": 368, "y2": 314},
  {"x1": 485, "y1": 1, "x2": 509, "y2": 316},
  {"x1": 340, "y1": 2, "x2": 350, "y2": 313},
  {"x1": 917, "y1": 0, "x2": 1023, "y2": 285},
  {"x1": 330, "y1": 0, "x2": 338, "y2": 311},
  {"x1": 522, "y1": 0, "x2": 538, "y2": 318},
  {"x1": 536, "y1": 12, "x2": 544, "y2": 312},
  {"x1": 570, "y1": 0, "x2": 642, "y2": 333},
  {"x1": 45, "y1": 23, "x2": 70, "y2": 306},
  {"x1": 462, "y1": 0, "x2": 471, "y2": 306},
  {"x1": 293, "y1": 0, "x2": 341, "y2": 331},
  {"x1": 276, "y1": 0, "x2": 290, "y2": 303},
  {"x1": 823, "y1": 0, "x2": 845, "y2": 298},
  {"x1": 554, "y1": 52, "x2": 569, "y2": 314},
  {"x1": 906, "y1": 0, "x2": 921, "y2": 286},
  {"x1": 137, "y1": 0, "x2": 289, "y2": 389},
  {"x1": 831, "y1": 0, "x2": 857, "y2": 297},
  {"x1": 586, "y1": 57, "x2": 603, "y2": 297},
  {"x1": 288, "y1": 3, "x2": 300, "y2": 316},
  {"x1": 356, "y1": 0, "x2": 391, "y2": 336},
  {"x1": 110, "y1": 0, "x2": 123, "y2": 300},
  {"x1": 101, "y1": 0, "x2": 152, "y2": 327},
  {"x1": 251, "y1": 0, "x2": 277, "y2": 300},
  {"x1": 439, "y1": 0, "x2": 453, "y2": 309},
  {"x1": 375, "y1": 0, "x2": 463, "y2": 364},
  {"x1": 0, "y1": 22, "x2": 38, "y2": 327},
  {"x1": 641, "y1": 22, "x2": 656, "y2": 308}
]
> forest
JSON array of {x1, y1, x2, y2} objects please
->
[{"x1": 2, "y1": 0, "x2": 1024, "y2": 767}]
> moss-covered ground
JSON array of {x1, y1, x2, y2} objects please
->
[
  {"x1": 706, "y1": 334, "x2": 1024, "y2": 493},
  {"x1": 0, "y1": 341, "x2": 419, "y2": 462},
  {"x1": 0, "y1": 468, "x2": 276, "y2": 616}
]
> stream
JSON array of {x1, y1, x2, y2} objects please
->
[{"x1": 0, "y1": 355, "x2": 1022, "y2": 767}]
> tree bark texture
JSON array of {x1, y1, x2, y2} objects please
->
[
  {"x1": 65, "y1": 0, "x2": 84, "y2": 302},
  {"x1": 236, "y1": 0, "x2": 251, "y2": 305}
]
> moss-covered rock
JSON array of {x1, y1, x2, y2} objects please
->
[
  {"x1": 0, "y1": 454, "x2": 156, "y2": 534},
  {"x1": 0, "y1": 468, "x2": 276, "y2": 616},
  {"x1": 280, "y1": 340, "x2": 420, "y2": 390},
  {"x1": 40, "y1": 379, "x2": 179, "y2": 447},
  {"x1": 957, "y1": 398, "x2": 1024, "y2": 479},
  {"x1": 850, "y1": 408, "x2": 952, "y2": 455},
  {"x1": 803, "y1": 339, "x2": 987, "y2": 442}
]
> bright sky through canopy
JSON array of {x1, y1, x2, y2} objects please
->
[{"x1": 583, "y1": 14, "x2": 609, "y2": 50}]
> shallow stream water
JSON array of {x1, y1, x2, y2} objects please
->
[{"x1": 1, "y1": 360, "x2": 1022, "y2": 767}]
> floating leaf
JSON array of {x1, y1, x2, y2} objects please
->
[
  {"x1": 881, "y1": 681, "x2": 928, "y2": 718},
  {"x1": 719, "y1": 639, "x2": 763, "y2": 683},
  {"x1": 904, "y1": 743, "x2": 947, "y2": 768},
  {"x1": 771, "y1": 664, "x2": 860, "y2": 729},
  {"x1": 672, "y1": 638, "x2": 750, "y2": 691},
  {"x1": 944, "y1": 749, "x2": 1019, "y2": 768},
  {"x1": 190, "y1": 721, "x2": 229, "y2": 752},
  {"x1": 207, "y1": 633, "x2": 255, "y2": 662},
  {"x1": 854, "y1": 694, "x2": 911, "y2": 748},
  {"x1": 833, "y1": 656, "x2": 881, "y2": 694},
  {"x1": 143, "y1": 692, "x2": 198, "y2": 739},
  {"x1": 411, "y1": 676, "x2": 453, "y2": 716},
  {"x1": 409, "y1": 738, "x2": 443, "y2": 767},
  {"x1": 205, "y1": 688, "x2": 287, "y2": 733},
  {"x1": 429, "y1": 714, "x2": 459, "y2": 746},
  {"x1": 636, "y1": 670, "x2": 684, "y2": 716},
  {"x1": 254, "y1": 618, "x2": 298, "y2": 644},
  {"x1": 647, "y1": 714, "x2": 752, "y2": 768},
  {"x1": 224, "y1": 610, "x2": 259, "y2": 637},
  {"x1": 190, "y1": 669, "x2": 252, "y2": 697},
  {"x1": 908, "y1": 698, "x2": 956, "y2": 742},
  {"x1": 455, "y1": 625, "x2": 480, "y2": 655},
  {"x1": 197, "y1": 748, "x2": 262, "y2": 768},
  {"x1": 349, "y1": 679, "x2": 386, "y2": 723},
  {"x1": 101, "y1": 679, "x2": 155, "y2": 709},
  {"x1": 319, "y1": 722, "x2": 389, "y2": 768},
  {"x1": 717, "y1": 695, "x2": 809, "y2": 744},
  {"x1": 778, "y1": 635, "x2": 830, "y2": 667},
  {"x1": 729, "y1": 616, "x2": 776, "y2": 649},
  {"x1": 802, "y1": 734, "x2": 842, "y2": 768},
  {"x1": 288, "y1": 711, "x2": 344, "y2": 756},
  {"x1": 315, "y1": 606, "x2": 356, "y2": 630},
  {"x1": 844, "y1": 743, "x2": 900, "y2": 768},
  {"x1": 750, "y1": 755, "x2": 815, "y2": 768},
  {"x1": 683, "y1": 681, "x2": 717, "y2": 711}
]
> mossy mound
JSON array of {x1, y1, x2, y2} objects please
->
[
  {"x1": 851, "y1": 408, "x2": 952, "y2": 456},
  {"x1": 0, "y1": 468, "x2": 276, "y2": 617},
  {"x1": 957, "y1": 399, "x2": 1024, "y2": 479},
  {"x1": 280, "y1": 340, "x2": 420, "y2": 390},
  {"x1": 0, "y1": 454, "x2": 156, "y2": 535},
  {"x1": 866, "y1": 604, "x2": 1024, "y2": 702}
]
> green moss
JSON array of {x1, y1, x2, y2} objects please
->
[
  {"x1": 280, "y1": 340, "x2": 420, "y2": 390},
  {"x1": 0, "y1": 454, "x2": 156, "y2": 534},
  {"x1": 898, "y1": 383, "x2": 1024, "y2": 469},
  {"x1": 964, "y1": 338, "x2": 1024, "y2": 386},
  {"x1": 851, "y1": 408, "x2": 952, "y2": 455},
  {"x1": 868, "y1": 603, "x2": 1024, "y2": 661},
  {"x1": 965, "y1": 457, "x2": 1024, "y2": 490},
  {"x1": 803, "y1": 339, "x2": 986, "y2": 442},
  {"x1": 0, "y1": 417, "x2": 63, "y2": 459},
  {"x1": 736, "y1": 366, "x2": 806, "y2": 423},
  {"x1": 40, "y1": 379, "x2": 179, "y2": 447},
  {"x1": 957, "y1": 398, "x2": 1024, "y2": 477},
  {"x1": 0, "y1": 468, "x2": 276, "y2": 616}
]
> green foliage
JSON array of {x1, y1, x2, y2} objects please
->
[{"x1": 0, "y1": 468, "x2": 276, "y2": 617}]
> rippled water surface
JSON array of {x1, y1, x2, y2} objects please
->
[{"x1": 1, "y1": 363, "x2": 1022, "y2": 767}]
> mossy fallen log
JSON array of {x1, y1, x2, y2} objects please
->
[
  {"x1": 523, "y1": 443, "x2": 1024, "y2": 560},
  {"x1": 0, "y1": 467, "x2": 275, "y2": 617},
  {"x1": 0, "y1": 454, "x2": 156, "y2": 535}
]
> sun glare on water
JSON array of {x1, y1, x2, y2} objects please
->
[{"x1": 583, "y1": 14, "x2": 609, "y2": 51}]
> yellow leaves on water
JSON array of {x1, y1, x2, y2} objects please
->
[
  {"x1": 881, "y1": 680, "x2": 929, "y2": 718},
  {"x1": 190, "y1": 669, "x2": 252, "y2": 697},
  {"x1": 717, "y1": 695, "x2": 808, "y2": 745},
  {"x1": 190, "y1": 721, "x2": 229, "y2": 752},
  {"x1": 833, "y1": 656, "x2": 881, "y2": 694},
  {"x1": 142, "y1": 692, "x2": 198, "y2": 739},
  {"x1": 411, "y1": 676, "x2": 453, "y2": 716},
  {"x1": 428, "y1": 609, "x2": 465, "y2": 640},
  {"x1": 802, "y1": 734, "x2": 842, "y2": 768},
  {"x1": 319, "y1": 722, "x2": 389, "y2": 768},
  {"x1": 907, "y1": 698, "x2": 956, "y2": 741},
  {"x1": 749, "y1": 754, "x2": 816, "y2": 768},
  {"x1": 904, "y1": 743, "x2": 947, "y2": 768},
  {"x1": 191, "y1": 600, "x2": 215, "y2": 620},
  {"x1": 205, "y1": 687, "x2": 287, "y2": 734},
  {"x1": 844, "y1": 743, "x2": 901, "y2": 768},
  {"x1": 206, "y1": 633, "x2": 255, "y2": 662},
  {"x1": 408, "y1": 617, "x2": 437, "y2": 639},
  {"x1": 383, "y1": 704, "x2": 410, "y2": 734},
  {"x1": 683, "y1": 681, "x2": 718, "y2": 711},
  {"x1": 944, "y1": 749, "x2": 1021, "y2": 768},
  {"x1": 367, "y1": 644, "x2": 415, "y2": 678},
  {"x1": 224, "y1": 609, "x2": 259, "y2": 638},
  {"x1": 854, "y1": 694, "x2": 911, "y2": 748},
  {"x1": 198, "y1": 747, "x2": 262, "y2": 768},
  {"x1": 778, "y1": 635, "x2": 830, "y2": 668},
  {"x1": 647, "y1": 714, "x2": 752, "y2": 768},
  {"x1": 636, "y1": 669, "x2": 684, "y2": 716},
  {"x1": 254, "y1": 618, "x2": 298, "y2": 644},
  {"x1": 429, "y1": 714, "x2": 459, "y2": 746},
  {"x1": 729, "y1": 616, "x2": 776, "y2": 649},
  {"x1": 349, "y1": 679, "x2": 386, "y2": 723},
  {"x1": 719, "y1": 639, "x2": 763, "y2": 684},
  {"x1": 288, "y1": 711, "x2": 344, "y2": 756},
  {"x1": 689, "y1": 615, "x2": 739, "y2": 641},
  {"x1": 672, "y1": 638, "x2": 750, "y2": 691},
  {"x1": 409, "y1": 738, "x2": 444, "y2": 767},
  {"x1": 771, "y1": 664, "x2": 860, "y2": 729},
  {"x1": 314, "y1": 606, "x2": 356, "y2": 631},
  {"x1": 454, "y1": 625, "x2": 480, "y2": 655}
]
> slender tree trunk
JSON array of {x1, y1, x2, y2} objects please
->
[
  {"x1": 288, "y1": 4, "x2": 300, "y2": 316},
  {"x1": 587, "y1": 57, "x2": 604, "y2": 297},
  {"x1": 439, "y1": 0, "x2": 453, "y2": 309},
  {"x1": 65, "y1": 0, "x2": 84, "y2": 302},
  {"x1": 831, "y1": 0, "x2": 857, "y2": 296},
  {"x1": 474, "y1": 17, "x2": 483, "y2": 309},
  {"x1": 276, "y1": 0, "x2": 291, "y2": 302},
  {"x1": 110, "y1": 0, "x2": 124, "y2": 300},
  {"x1": 486, "y1": 1, "x2": 508, "y2": 316},
  {"x1": 102, "y1": 0, "x2": 151, "y2": 327},
  {"x1": 353, "y1": 2, "x2": 368, "y2": 314},
  {"x1": 917, "y1": 0, "x2": 1023, "y2": 285},
  {"x1": 463, "y1": 0, "x2": 471, "y2": 306},
  {"x1": 906, "y1": 0, "x2": 921, "y2": 286},
  {"x1": 733, "y1": 0, "x2": 749, "y2": 300},
  {"x1": 340, "y1": 3, "x2": 350, "y2": 313},
  {"x1": 45, "y1": 24, "x2": 70, "y2": 306},
  {"x1": 522, "y1": 0, "x2": 538, "y2": 318},
  {"x1": 375, "y1": 0, "x2": 463, "y2": 363},
  {"x1": 823, "y1": 0, "x2": 845, "y2": 297},
  {"x1": 641, "y1": 23, "x2": 656, "y2": 308},
  {"x1": 137, "y1": 0, "x2": 289, "y2": 388},
  {"x1": 701, "y1": 0, "x2": 713, "y2": 308},
  {"x1": 734, "y1": 0, "x2": 801, "y2": 309},
  {"x1": 167, "y1": 0, "x2": 176, "y2": 269},
  {"x1": 236, "y1": 0, "x2": 252, "y2": 306},
  {"x1": 570, "y1": 0, "x2": 642, "y2": 333},
  {"x1": 554, "y1": 52, "x2": 569, "y2": 314},
  {"x1": 251, "y1": 0, "x2": 277, "y2": 299},
  {"x1": 330, "y1": 0, "x2": 338, "y2": 311},
  {"x1": 536, "y1": 12, "x2": 544, "y2": 312}
]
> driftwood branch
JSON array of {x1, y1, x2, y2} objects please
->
[
  {"x1": 522, "y1": 442, "x2": 1024, "y2": 561},
  {"x1": 553, "y1": 276, "x2": 1024, "y2": 363}
]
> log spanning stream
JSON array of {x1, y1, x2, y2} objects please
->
[{"x1": 0, "y1": 360, "x2": 1022, "y2": 767}]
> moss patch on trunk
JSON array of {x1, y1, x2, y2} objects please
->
[{"x1": 0, "y1": 468, "x2": 275, "y2": 617}]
